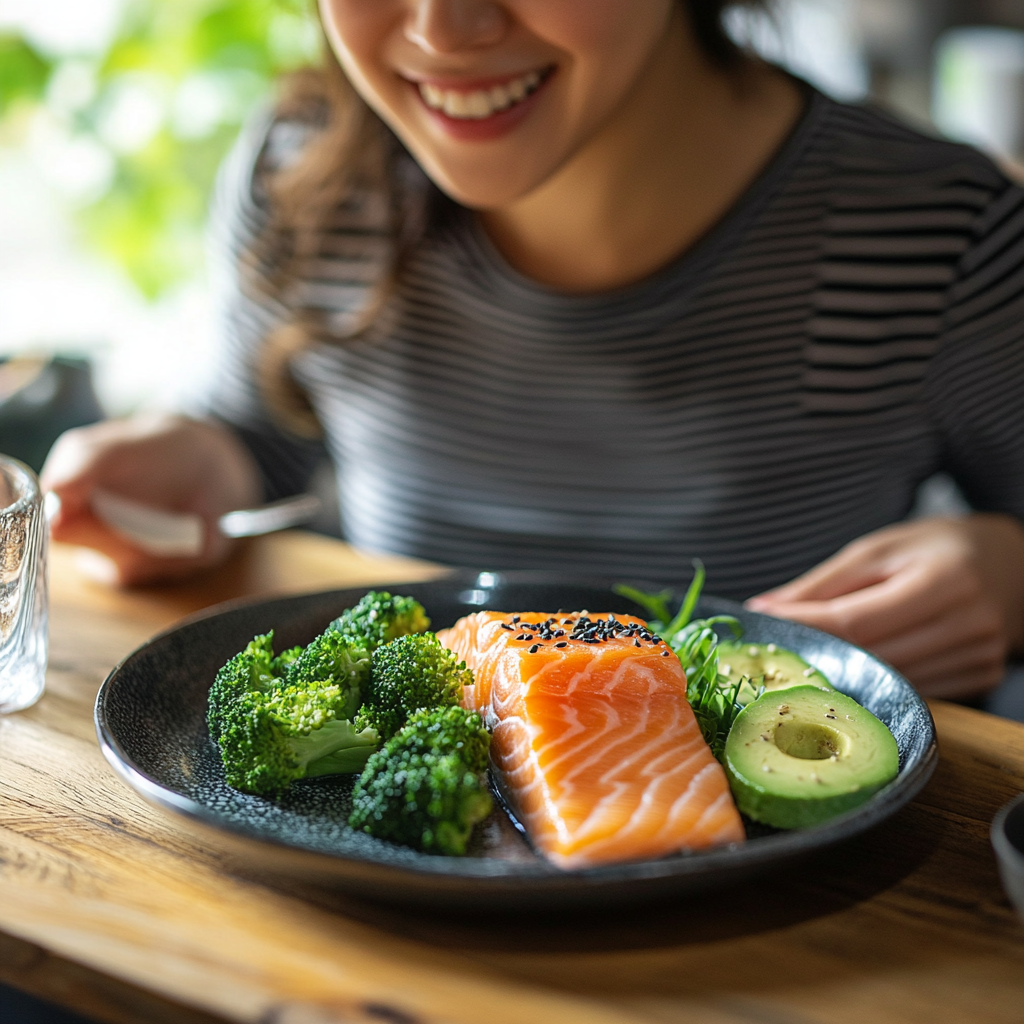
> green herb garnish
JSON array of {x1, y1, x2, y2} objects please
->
[{"x1": 615, "y1": 562, "x2": 763, "y2": 762}]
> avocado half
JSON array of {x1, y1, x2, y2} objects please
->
[
  {"x1": 717, "y1": 641, "x2": 833, "y2": 701},
  {"x1": 724, "y1": 685, "x2": 899, "y2": 829}
]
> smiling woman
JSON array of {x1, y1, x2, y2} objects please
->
[
  {"x1": 43, "y1": 0, "x2": 1024, "y2": 703},
  {"x1": 254, "y1": 0, "x2": 795, "y2": 414}
]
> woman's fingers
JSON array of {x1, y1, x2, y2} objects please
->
[
  {"x1": 910, "y1": 667, "x2": 1006, "y2": 700},
  {"x1": 757, "y1": 575, "x2": 1004, "y2": 694},
  {"x1": 746, "y1": 514, "x2": 1024, "y2": 699},
  {"x1": 750, "y1": 563, "x2": 960, "y2": 649},
  {"x1": 750, "y1": 518, "x2": 987, "y2": 646},
  {"x1": 869, "y1": 597, "x2": 1004, "y2": 670},
  {"x1": 749, "y1": 538, "x2": 890, "y2": 604},
  {"x1": 41, "y1": 415, "x2": 263, "y2": 587},
  {"x1": 51, "y1": 511, "x2": 167, "y2": 586},
  {"x1": 898, "y1": 632, "x2": 1006, "y2": 687},
  {"x1": 40, "y1": 427, "x2": 105, "y2": 516},
  {"x1": 52, "y1": 504, "x2": 225, "y2": 586}
]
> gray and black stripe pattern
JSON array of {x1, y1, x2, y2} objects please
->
[{"x1": 205, "y1": 89, "x2": 1024, "y2": 600}]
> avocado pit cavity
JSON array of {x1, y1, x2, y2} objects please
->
[{"x1": 773, "y1": 720, "x2": 848, "y2": 761}]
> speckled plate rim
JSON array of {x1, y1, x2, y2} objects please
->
[{"x1": 94, "y1": 571, "x2": 939, "y2": 891}]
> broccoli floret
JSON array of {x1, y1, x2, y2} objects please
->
[
  {"x1": 209, "y1": 629, "x2": 378, "y2": 796},
  {"x1": 349, "y1": 706, "x2": 493, "y2": 855},
  {"x1": 272, "y1": 645, "x2": 304, "y2": 678},
  {"x1": 217, "y1": 681, "x2": 379, "y2": 796},
  {"x1": 330, "y1": 591, "x2": 430, "y2": 652},
  {"x1": 357, "y1": 632, "x2": 472, "y2": 741},
  {"x1": 207, "y1": 632, "x2": 280, "y2": 745},
  {"x1": 285, "y1": 628, "x2": 371, "y2": 718}
]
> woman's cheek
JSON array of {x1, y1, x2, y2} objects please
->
[
  {"x1": 318, "y1": 0, "x2": 402, "y2": 92},
  {"x1": 510, "y1": 0, "x2": 671, "y2": 52}
]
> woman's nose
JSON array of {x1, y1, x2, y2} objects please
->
[{"x1": 404, "y1": 0, "x2": 508, "y2": 54}]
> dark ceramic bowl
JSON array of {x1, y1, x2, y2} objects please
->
[
  {"x1": 95, "y1": 571, "x2": 937, "y2": 910},
  {"x1": 992, "y1": 793, "x2": 1024, "y2": 927}
]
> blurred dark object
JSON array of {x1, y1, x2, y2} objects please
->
[
  {"x1": 0, "y1": 356, "x2": 104, "y2": 472},
  {"x1": 0, "y1": 983, "x2": 98, "y2": 1024},
  {"x1": 991, "y1": 792, "x2": 1024, "y2": 929},
  {"x1": 985, "y1": 664, "x2": 1024, "y2": 724}
]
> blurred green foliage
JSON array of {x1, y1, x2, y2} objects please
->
[
  {"x1": 0, "y1": 36, "x2": 53, "y2": 115},
  {"x1": 0, "y1": 0, "x2": 320, "y2": 298}
]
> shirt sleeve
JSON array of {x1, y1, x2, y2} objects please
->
[
  {"x1": 197, "y1": 111, "x2": 328, "y2": 503},
  {"x1": 926, "y1": 178, "x2": 1024, "y2": 520}
]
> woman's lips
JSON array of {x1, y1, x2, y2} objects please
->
[{"x1": 408, "y1": 67, "x2": 554, "y2": 141}]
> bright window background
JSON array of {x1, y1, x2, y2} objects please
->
[
  {"x1": 0, "y1": 0, "x2": 319, "y2": 413},
  {"x1": 1, "y1": 0, "x2": 1022, "y2": 416}
]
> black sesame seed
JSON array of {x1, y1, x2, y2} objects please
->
[
  {"x1": 661, "y1": 650, "x2": 670, "y2": 657},
  {"x1": 529, "y1": 644, "x2": 540, "y2": 654},
  {"x1": 512, "y1": 615, "x2": 520, "y2": 623},
  {"x1": 555, "y1": 641, "x2": 568, "y2": 648},
  {"x1": 634, "y1": 639, "x2": 641, "y2": 647}
]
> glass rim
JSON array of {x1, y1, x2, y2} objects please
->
[{"x1": 0, "y1": 454, "x2": 41, "y2": 516}]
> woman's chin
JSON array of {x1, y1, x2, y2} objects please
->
[{"x1": 412, "y1": 154, "x2": 552, "y2": 211}]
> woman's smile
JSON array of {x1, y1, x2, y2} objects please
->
[
  {"x1": 406, "y1": 66, "x2": 555, "y2": 139},
  {"x1": 318, "y1": 0, "x2": 680, "y2": 207}
]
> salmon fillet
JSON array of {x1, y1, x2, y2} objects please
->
[{"x1": 436, "y1": 611, "x2": 745, "y2": 868}]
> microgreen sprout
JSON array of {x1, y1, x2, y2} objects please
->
[{"x1": 615, "y1": 562, "x2": 763, "y2": 762}]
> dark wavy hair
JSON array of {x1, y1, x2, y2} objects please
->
[{"x1": 253, "y1": 1, "x2": 771, "y2": 433}]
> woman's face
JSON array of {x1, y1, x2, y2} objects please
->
[{"x1": 318, "y1": 0, "x2": 680, "y2": 208}]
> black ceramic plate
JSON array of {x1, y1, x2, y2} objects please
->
[{"x1": 95, "y1": 572, "x2": 937, "y2": 910}]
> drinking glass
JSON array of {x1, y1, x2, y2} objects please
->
[{"x1": 0, "y1": 454, "x2": 48, "y2": 712}]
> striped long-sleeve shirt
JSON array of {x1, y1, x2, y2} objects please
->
[{"x1": 204, "y1": 88, "x2": 1024, "y2": 601}]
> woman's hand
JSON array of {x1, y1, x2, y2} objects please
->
[
  {"x1": 746, "y1": 515, "x2": 1024, "y2": 699},
  {"x1": 41, "y1": 414, "x2": 262, "y2": 586}
]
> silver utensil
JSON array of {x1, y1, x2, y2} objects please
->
[
  {"x1": 218, "y1": 493, "x2": 323, "y2": 538},
  {"x1": 89, "y1": 489, "x2": 322, "y2": 557}
]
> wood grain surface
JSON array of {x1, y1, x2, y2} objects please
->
[{"x1": 1, "y1": 535, "x2": 1022, "y2": 1024}]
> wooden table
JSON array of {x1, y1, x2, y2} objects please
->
[{"x1": 1, "y1": 534, "x2": 1022, "y2": 1024}]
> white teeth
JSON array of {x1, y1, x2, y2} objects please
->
[
  {"x1": 417, "y1": 69, "x2": 546, "y2": 120},
  {"x1": 443, "y1": 91, "x2": 469, "y2": 117},
  {"x1": 489, "y1": 85, "x2": 510, "y2": 110},
  {"x1": 465, "y1": 91, "x2": 492, "y2": 117}
]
